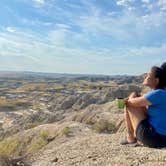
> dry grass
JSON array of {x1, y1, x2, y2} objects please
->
[
  {"x1": 61, "y1": 127, "x2": 71, "y2": 136},
  {"x1": 92, "y1": 120, "x2": 116, "y2": 134},
  {"x1": 0, "y1": 129, "x2": 51, "y2": 156},
  {"x1": 27, "y1": 130, "x2": 49, "y2": 154},
  {"x1": 0, "y1": 98, "x2": 31, "y2": 110},
  {"x1": 16, "y1": 84, "x2": 47, "y2": 92},
  {"x1": 0, "y1": 138, "x2": 19, "y2": 156}
]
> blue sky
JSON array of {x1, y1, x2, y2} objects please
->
[{"x1": 0, "y1": 0, "x2": 166, "y2": 75}]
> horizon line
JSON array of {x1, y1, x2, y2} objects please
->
[{"x1": 0, "y1": 69, "x2": 142, "y2": 77}]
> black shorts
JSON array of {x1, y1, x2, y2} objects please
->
[{"x1": 136, "y1": 119, "x2": 166, "y2": 148}]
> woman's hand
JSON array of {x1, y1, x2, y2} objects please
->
[
  {"x1": 125, "y1": 96, "x2": 151, "y2": 108},
  {"x1": 124, "y1": 97, "x2": 129, "y2": 106},
  {"x1": 124, "y1": 92, "x2": 141, "y2": 107}
]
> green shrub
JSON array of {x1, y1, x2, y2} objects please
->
[
  {"x1": 27, "y1": 130, "x2": 49, "y2": 153},
  {"x1": 27, "y1": 138, "x2": 47, "y2": 153},
  {"x1": 0, "y1": 138, "x2": 19, "y2": 156},
  {"x1": 40, "y1": 130, "x2": 49, "y2": 140},
  {"x1": 0, "y1": 130, "x2": 52, "y2": 156},
  {"x1": 61, "y1": 127, "x2": 71, "y2": 136},
  {"x1": 92, "y1": 120, "x2": 116, "y2": 134}
]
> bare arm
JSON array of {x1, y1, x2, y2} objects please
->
[{"x1": 125, "y1": 96, "x2": 152, "y2": 107}]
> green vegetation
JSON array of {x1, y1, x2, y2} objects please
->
[
  {"x1": 27, "y1": 130, "x2": 49, "y2": 154},
  {"x1": 0, "y1": 98, "x2": 31, "y2": 110},
  {"x1": 51, "y1": 84, "x2": 65, "y2": 90},
  {"x1": 31, "y1": 136, "x2": 48, "y2": 151},
  {"x1": 16, "y1": 83, "x2": 65, "y2": 92},
  {"x1": 61, "y1": 127, "x2": 71, "y2": 136},
  {"x1": 0, "y1": 130, "x2": 51, "y2": 156},
  {"x1": 92, "y1": 120, "x2": 116, "y2": 134},
  {"x1": 40, "y1": 130, "x2": 49, "y2": 140},
  {"x1": 0, "y1": 138, "x2": 19, "y2": 156},
  {"x1": 16, "y1": 84, "x2": 47, "y2": 92}
]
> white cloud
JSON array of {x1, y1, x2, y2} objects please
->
[
  {"x1": 158, "y1": 0, "x2": 166, "y2": 11},
  {"x1": 74, "y1": 0, "x2": 166, "y2": 46},
  {"x1": 0, "y1": 28, "x2": 107, "y2": 61},
  {"x1": 158, "y1": 0, "x2": 166, "y2": 5},
  {"x1": 48, "y1": 29, "x2": 67, "y2": 46},
  {"x1": 141, "y1": 10, "x2": 166, "y2": 28},
  {"x1": 0, "y1": 27, "x2": 166, "y2": 74},
  {"x1": 55, "y1": 23, "x2": 71, "y2": 29},
  {"x1": 125, "y1": 44, "x2": 166, "y2": 57},
  {"x1": 32, "y1": 0, "x2": 45, "y2": 7},
  {"x1": 6, "y1": 27, "x2": 16, "y2": 33},
  {"x1": 77, "y1": 12, "x2": 133, "y2": 43},
  {"x1": 142, "y1": 0, "x2": 150, "y2": 3},
  {"x1": 33, "y1": 0, "x2": 45, "y2": 4},
  {"x1": 116, "y1": 0, "x2": 135, "y2": 7}
]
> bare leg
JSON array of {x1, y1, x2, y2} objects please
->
[
  {"x1": 124, "y1": 92, "x2": 147, "y2": 142},
  {"x1": 127, "y1": 106, "x2": 147, "y2": 134},
  {"x1": 124, "y1": 106, "x2": 135, "y2": 142}
]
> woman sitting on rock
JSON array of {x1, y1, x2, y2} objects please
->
[{"x1": 121, "y1": 62, "x2": 166, "y2": 148}]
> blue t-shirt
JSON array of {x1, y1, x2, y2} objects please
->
[{"x1": 144, "y1": 89, "x2": 166, "y2": 135}]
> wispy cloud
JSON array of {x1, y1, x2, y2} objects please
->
[
  {"x1": 142, "y1": 0, "x2": 150, "y2": 3},
  {"x1": 32, "y1": 0, "x2": 45, "y2": 7},
  {"x1": 0, "y1": 0, "x2": 165, "y2": 74},
  {"x1": 158, "y1": 0, "x2": 166, "y2": 11},
  {"x1": 0, "y1": 25, "x2": 165, "y2": 74},
  {"x1": 6, "y1": 27, "x2": 16, "y2": 33},
  {"x1": 116, "y1": 0, "x2": 134, "y2": 6}
]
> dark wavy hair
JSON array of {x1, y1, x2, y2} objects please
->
[
  {"x1": 151, "y1": 62, "x2": 166, "y2": 89},
  {"x1": 161, "y1": 62, "x2": 166, "y2": 71}
]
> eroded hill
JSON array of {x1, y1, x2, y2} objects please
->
[{"x1": 1, "y1": 73, "x2": 163, "y2": 166}]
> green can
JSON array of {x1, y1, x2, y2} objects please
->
[{"x1": 116, "y1": 98, "x2": 125, "y2": 109}]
